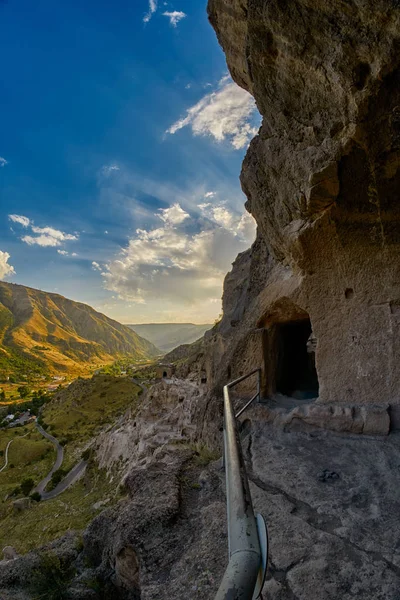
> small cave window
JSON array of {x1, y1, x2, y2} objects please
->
[
  {"x1": 275, "y1": 319, "x2": 319, "y2": 399},
  {"x1": 163, "y1": 371, "x2": 167, "y2": 378}
]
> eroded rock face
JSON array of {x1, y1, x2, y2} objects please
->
[
  {"x1": 206, "y1": 0, "x2": 400, "y2": 412},
  {"x1": 94, "y1": 378, "x2": 221, "y2": 475}
]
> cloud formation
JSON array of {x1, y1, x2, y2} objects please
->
[
  {"x1": 8, "y1": 214, "x2": 78, "y2": 248},
  {"x1": 166, "y1": 76, "x2": 259, "y2": 149},
  {"x1": 163, "y1": 10, "x2": 186, "y2": 27},
  {"x1": 0, "y1": 251, "x2": 15, "y2": 279},
  {"x1": 158, "y1": 202, "x2": 189, "y2": 226},
  {"x1": 100, "y1": 201, "x2": 256, "y2": 317},
  {"x1": 143, "y1": 0, "x2": 157, "y2": 23},
  {"x1": 0, "y1": 157, "x2": 8, "y2": 168},
  {"x1": 9, "y1": 214, "x2": 30, "y2": 227}
]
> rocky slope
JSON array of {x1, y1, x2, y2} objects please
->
[
  {"x1": 0, "y1": 282, "x2": 159, "y2": 375},
  {"x1": 2, "y1": 383, "x2": 400, "y2": 599}
]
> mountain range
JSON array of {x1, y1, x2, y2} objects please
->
[
  {"x1": 0, "y1": 282, "x2": 159, "y2": 377},
  {"x1": 127, "y1": 322, "x2": 212, "y2": 353}
]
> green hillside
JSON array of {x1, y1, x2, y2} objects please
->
[{"x1": 0, "y1": 282, "x2": 159, "y2": 378}]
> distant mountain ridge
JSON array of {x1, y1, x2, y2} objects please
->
[
  {"x1": 0, "y1": 282, "x2": 159, "y2": 376},
  {"x1": 127, "y1": 323, "x2": 212, "y2": 353}
]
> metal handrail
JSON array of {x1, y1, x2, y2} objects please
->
[{"x1": 215, "y1": 368, "x2": 268, "y2": 600}]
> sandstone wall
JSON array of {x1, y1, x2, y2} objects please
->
[{"x1": 206, "y1": 0, "x2": 400, "y2": 412}]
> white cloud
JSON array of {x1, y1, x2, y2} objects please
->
[
  {"x1": 163, "y1": 10, "x2": 186, "y2": 27},
  {"x1": 0, "y1": 251, "x2": 15, "y2": 279},
  {"x1": 9, "y1": 214, "x2": 30, "y2": 227},
  {"x1": 204, "y1": 191, "x2": 216, "y2": 198},
  {"x1": 158, "y1": 202, "x2": 189, "y2": 226},
  {"x1": 92, "y1": 261, "x2": 102, "y2": 272},
  {"x1": 104, "y1": 230, "x2": 109, "y2": 234},
  {"x1": 101, "y1": 202, "x2": 256, "y2": 316},
  {"x1": 0, "y1": 157, "x2": 8, "y2": 168},
  {"x1": 167, "y1": 76, "x2": 259, "y2": 149},
  {"x1": 22, "y1": 226, "x2": 78, "y2": 247},
  {"x1": 185, "y1": 83, "x2": 192, "y2": 90},
  {"x1": 71, "y1": 252, "x2": 78, "y2": 257},
  {"x1": 57, "y1": 250, "x2": 69, "y2": 256},
  {"x1": 143, "y1": 0, "x2": 157, "y2": 23},
  {"x1": 9, "y1": 214, "x2": 78, "y2": 248}
]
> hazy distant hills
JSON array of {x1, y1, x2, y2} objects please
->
[
  {"x1": 128, "y1": 323, "x2": 212, "y2": 353},
  {"x1": 0, "y1": 282, "x2": 159, "y2": 376}
]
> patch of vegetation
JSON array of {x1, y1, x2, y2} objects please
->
[
  {"x1": 0, "y1": 344, "x2": 49, "y2": 383},
  {"x1": 41, "y1": 375, "x2": 142, "y2": 470},
  {"x1": 20, "y1": 477, "x2": 35, "y2": 496},
  {"x1": 190, "y1": 442, "x2": 220, "y2": 467},
  {"x1": 0, "y1": 424, "x2": 55, "y2": 515},
  {"x1": 100, "y1": 356, "x2": 155, "y2": 377},
  {"x1": 0, "y1": 374, "x2": 145, "y2": 555},
  {"x1": 0, "y1": 463, "x2": 118, "y2": 554},
  {"x1": 46, "y1": 468, "x2": 68, "y2": 491},
  {"x1": 30, "y1": 551, "x2": 75, "y2": 600}
]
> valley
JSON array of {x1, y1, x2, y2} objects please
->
[
  {"x1": 0, "y1": 282, "x2": 160, "y2": 380},
  {"x1": 128, "y1": 322, "x2": 212, "y2": 353},
  {"x1": 0, "y1": 374, "x2": 144, "y2": 554}
]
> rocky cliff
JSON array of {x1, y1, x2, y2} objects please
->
[{"x1": 203, "y1": 0, "x2": 400, "y2": 425}]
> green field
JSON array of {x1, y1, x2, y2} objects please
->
[
  {"x1": 0, "y1": 463, "x2": 120, "y2": 553},
  {"x1": 0, "y1": 424, "x2": 56, "y2": 517},
  {"x1": 0, "y1": 374, "x2": 143, "y2": 554},
  {"x1": 41, "y1": 375, "x2": 142, "y2": 470}
]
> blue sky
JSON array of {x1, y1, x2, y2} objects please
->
[{"x1": 0, "y1": 0, "x2": 260, "y2": 323}]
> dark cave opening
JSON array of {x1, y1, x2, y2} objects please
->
[{"x1": 275, "y1": 319, "x2": 319, "y2": 399}]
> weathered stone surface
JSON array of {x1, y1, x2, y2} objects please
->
[
  {"x1": 12, "y1": 498, "x2": 30, "y2": 514},
  {"x1": 95, "y1": 378, "x2": 221, "y2": 474},
  {"x1": 81, "y1": 451, "x2": 227, "y2": 599},
  {"x1": 2, "y1": 547, "x2": 18, "y2": 561},
  {"x1": 204, "y1": 0, "x2": 400, "y2": 414},
  {"x1": 247, "y1": 399, "x2": 390, "y2": 435},
  {"x1": 245, "y1": 423, "x2": 400, "y2": 599},
  {"x1": 0, "y1": 531, "x2": 80, "y2": 597}
]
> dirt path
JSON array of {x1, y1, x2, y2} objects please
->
[
  {"x1": 0, "y1": 432, "x2": 30, "y2": 474},
  {"x1": 0, "y1": 440, "x2": 13, "y2": 474}
]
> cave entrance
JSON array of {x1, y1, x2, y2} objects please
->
[
  {"x1": 274, "y1": 319, "x2": 319, "y2": 399},
  {"x1": 163, "y1": 371, "x2": 167, "y2": 378}
]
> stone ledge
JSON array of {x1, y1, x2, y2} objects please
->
[{"x1": 246, "y1": 401, "x2": 390, "y2": 435}]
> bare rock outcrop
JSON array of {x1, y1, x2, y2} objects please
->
[
  {"x1": 204, "y1": 0, "x2": 400, "y2": 420},
  {"x1": 94, "y1": 378, "x2": 221, "y2": 476}
]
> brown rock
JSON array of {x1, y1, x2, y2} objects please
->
[{"x1": 204, "y1": 0, "x2": 400, "y2": 424}]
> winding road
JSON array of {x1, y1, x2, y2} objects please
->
[
  {"x1": 32, "y1": 422, "x2": 88, "y2": 500},
  {"x1": 39, "y1": 459, "x2": 87, "y2": 500},
  {"x1": 0, "y1": 432, "x2": 30, "y2": 474},
  {"x1": 2, "y1": 379, "x2": 145, "y2": 499},
  {"x1": 33, "y1": 423, "x2": 64, "y2": 495}
]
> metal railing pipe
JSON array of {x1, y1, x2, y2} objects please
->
[
  {"x1": 226, "y1": 368, "x2": 261, "y2": 389},
  {"x1": 235, "y1": 391, "x2": 259, "y2": 419},
  {"x1": 214, "y1": 382, "x2": 262, "y2": 600}
]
